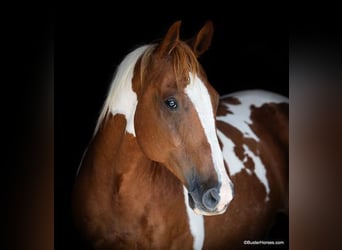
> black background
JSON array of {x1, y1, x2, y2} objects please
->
[{"x1": 55, "y1": 7, "x2": 288, "y2": 250}]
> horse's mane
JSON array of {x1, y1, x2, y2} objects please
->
[
  {"x1": 94, "y1": 41, "x2": 200, "y2": 134},
  {"x1": 94, "y1": 44, "x2": 154, "y2": 133}
]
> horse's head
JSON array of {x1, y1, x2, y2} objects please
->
[{"x1": 133, "y1": 21, "x2": 234, "y2": 215}]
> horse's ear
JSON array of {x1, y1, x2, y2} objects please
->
[
  {"x1": 189, "y1": 20, "x2": 214, "y2": 57},
  {"x1": 156, "y1": 20, "x2": 182, "y2": 56}
]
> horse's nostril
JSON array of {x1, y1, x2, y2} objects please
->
[{"x1": 202, "y1": 188, "x2": 220, "y2": 211}]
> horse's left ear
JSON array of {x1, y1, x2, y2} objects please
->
[{"x1": 189, "y1": 20, "x2": 214, "y2": 57}]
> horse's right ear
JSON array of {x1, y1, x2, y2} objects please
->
[{"x1": 156, "y1": 20, "x2": 182, "y2": 57}]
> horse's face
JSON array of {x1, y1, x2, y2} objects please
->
[{"x1": 134, "y1": 21, "x2": 234, "y2": 215}]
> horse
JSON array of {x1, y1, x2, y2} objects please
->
[{"x1": 72, "y1": 20, "x2": 288, "y2": 250}]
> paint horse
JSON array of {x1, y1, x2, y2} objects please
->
[{"x1": 72, "y1": 20, "x2": 288, "y2": 250}]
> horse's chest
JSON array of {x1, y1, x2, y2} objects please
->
[{"x1": 108, "y1": 191, "x2": 193, "y2": 249}]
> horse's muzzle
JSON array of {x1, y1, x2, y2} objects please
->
[{"x1": 188, "y1": 181, "x2": 234, "y2": 216}]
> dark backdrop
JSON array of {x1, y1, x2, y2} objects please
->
[{"x1": 55, "y1": 8, "x2": 288, "y2": 249}]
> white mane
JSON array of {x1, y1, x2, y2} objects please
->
[{"x1": 94, "y1": 44, "x2": 154, "y2": 135}]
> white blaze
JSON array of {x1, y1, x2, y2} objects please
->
[{"x1": 185, "y1": 73, "x2": 233, "y2": 213}]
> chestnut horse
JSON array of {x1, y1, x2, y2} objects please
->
[{"x1": 72, "y1": 20, "x2": 288, "y2": 250}]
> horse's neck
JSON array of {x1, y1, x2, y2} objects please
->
[
  {"x1": 82, "y1": 113, "x2": 178, "y2": 198},
  {"x1": 85, "y1": 114, "x2": 147, "y2": 182},
  {"x1": 74, "y1": 114, "x2": 193, "y2": 248}
]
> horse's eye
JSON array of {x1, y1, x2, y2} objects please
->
[{"x1": 164, "y1": 97, "x2": 178, "y2": 110}]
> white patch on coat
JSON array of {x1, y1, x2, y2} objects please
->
[
  {"x1": 243, "y1": 144, "x2": 270, "y2": 201},
  {"x1": 216, "y1": 130, "x2": 245, "y2": 176},
  {"x1": 217, "y1": 89, "x2": 288, "y2": 141},
  {"x1": 183, "y1": 186, "x2": 205, "y2": 250},
  {"x1": 217, "y1": 89, "x2": 288, "y2": 201}
]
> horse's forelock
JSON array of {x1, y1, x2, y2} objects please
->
[
  {"x1": 140, "y1": 41, "x2": 200, "y2": 88},
  {"x1": 170, "y1": 42, "x2": 200, "y2": 84}
]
